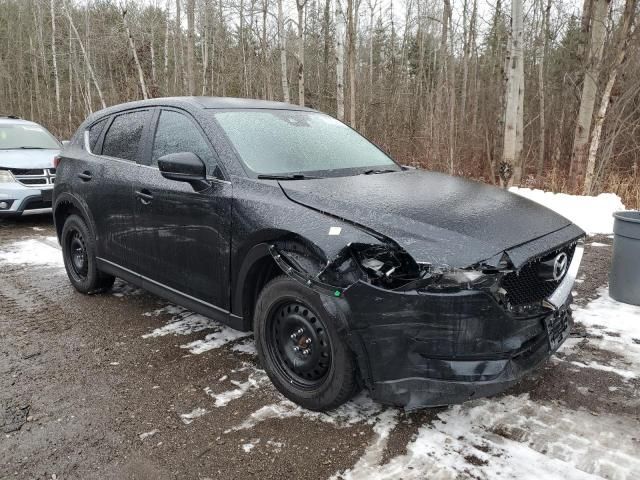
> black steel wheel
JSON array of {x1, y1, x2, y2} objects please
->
[
  {"x1": 61, "y1": 214, "x2": 115, "y2": 294},
  {"x1": 255, "y1": 276, "x2": 359, "y2": 411},
  {"x1": 266, "y1": 301, "x2": 333, "y2": 389},
  {"x1": 67, "y1": 229, "x2": 89, "y2": 281}
]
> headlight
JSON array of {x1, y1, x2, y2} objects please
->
[
  {"x1": 421, "y1": 268, "x2": 498, "y2": 292},
  {"x1": 0, "y1": 170, "x2": 16, "y2": 183},
  {"x1": 353, "y1": 244, "x2": 421, "y2": 289}
]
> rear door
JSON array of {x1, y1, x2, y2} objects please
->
[
  {"x1": 133, "y1": 108, "x2": 232, "y2": 309},
  {"x1": 88, "y1": 109, "x2": 153, "y2": 269}
]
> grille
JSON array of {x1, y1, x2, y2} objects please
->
[
  {"x1": 501, "y1": 245, "x2": 576, "y2": 307},
  {"x1": 19, "y1": 178, "x2": 47, "y2": 185},
  {"x1": 9, "y1": 168, "x2": 44, "y2": 175},
  {"x1": 9, "y1": 168, "x2": 56, "y2": 187}
]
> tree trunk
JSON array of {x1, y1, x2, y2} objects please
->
[
  {"x1": 535, "y1": 0, "x2": 551, "y2": 176},
  {"x1": 186, "y1": 0, "x2": 195, "y2": 95},
  {"x1": 122, "y1": 8, "x2": 149, "y2": 100},
  {"x1": 296, "y1": 0, "x2": 306, "y2": 106},
  {"x1": 569, "y1": 0, "x2": 609, "y2": 191},
  {"x1": 164, "y1": 0, "x2": 170, "y2": 94},
  {"x1": 278, "y1": 0, "x2": 290, "y2": 103},
  {"x1": 501, "y1": 0, "x2": 524, "y2": 187},
  {"x1": 347, "y1": 0, "x2": 357, "y2": 126},
  {"x1": 335, "y1": 0, "x2": 345, "y2": 121},
  {"x1": 50, "y1": 0, "x2": 61, "y2": 123},
  {"x1": 175, "y1": 0, "x2": 184, "y2": 94},
  {"x1": 583, "y1": 0, "x2": 637, "y2": 194}
]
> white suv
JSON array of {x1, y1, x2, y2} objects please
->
[{"x1": 0, "y1": 116, "x2": 61, "y2": 217}]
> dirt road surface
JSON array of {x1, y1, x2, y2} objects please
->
[{"x1": 1, "y1": 215, "x2": 639, "y2": 479}]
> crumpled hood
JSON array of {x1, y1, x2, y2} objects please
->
[
  {"x1": 280, "y1": 170, "x2": 584, "y2": 268},
  {"x1": 0, "y1": 149, "x2": 59, "y2": 169}
]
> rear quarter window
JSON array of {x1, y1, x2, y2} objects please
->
[
  {"x1": 87, "y1": 118, "x2": 108, "y2": 153},
  {"x1": 101, "y1": 110, "x2": 151, "y2": 161}
]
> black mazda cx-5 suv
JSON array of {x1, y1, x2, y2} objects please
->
[{"x1": 54, "y1": 97, "x2": 585, "y2": 411}]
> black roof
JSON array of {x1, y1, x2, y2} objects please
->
[
  {"x1": 100, "y1": 96, "x2": 312, "y2": 114},
  {"x1": 81, "y1": 96, "x2": 316, "y2": 128}
]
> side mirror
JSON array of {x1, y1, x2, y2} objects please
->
[{"x1": 157, "y1": 152, "x2": 208, "y2": 190}]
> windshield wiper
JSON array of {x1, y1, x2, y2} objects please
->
[
  {"x1": 257, "y1": 174, "x2": 320, "y2": 180},
  {"x1": 361, "y1": 168, "x2": 397, "y2": 175}
]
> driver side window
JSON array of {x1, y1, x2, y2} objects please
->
[{"x1": 151, "y1": 110, "x2": 213, "y2": 168}]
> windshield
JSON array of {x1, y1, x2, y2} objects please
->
[
  {"x1": 212, "y1": 110, "x2": 398, "y2": 176},
  {"x1": 0, "y1": 124, "x2": 61, "y2": 150}
]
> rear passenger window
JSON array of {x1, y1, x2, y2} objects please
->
[
  {"x1": 151, "y1": 110, "x2": 212, "y2": 167},
  {"x1": 102, "y1": 110, "x2": 150, "y2": 161},
  {"x1": 87, "y1": 118, "x2": 107, "y2": 153}
]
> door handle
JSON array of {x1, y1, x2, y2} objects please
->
[
  {"x1": 135, "y1": 189, "x2": 153, "y2": 205},
  {"x1": 78, "y1": 171, "x2": 92, "y2": 181}
]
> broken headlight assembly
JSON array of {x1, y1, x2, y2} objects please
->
[{"x1": 416, "y1": 267, "x2": 499, "y2": 293}]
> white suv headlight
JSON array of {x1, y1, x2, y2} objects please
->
[{"x1": 0, "y1": 170, "x2": 17, "y2": 183}]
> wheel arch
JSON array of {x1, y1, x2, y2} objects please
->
[
  {"x1": 53, "y1": 193, "x2": 97, "y2": 243},
  {"x1": 233, "y1": 233, "x2": 330, "y2": 331}
]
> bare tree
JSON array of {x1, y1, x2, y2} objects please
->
[
  {"x1": 584, "y1": 0, "x2": 637, "y2": 193},
  {"x1": 296, "y1": 0, "x2": 307, "y2": 106},
  {"x1": 63, "y1": 0, "x2": 106, "y2": 109},
  {"x1": 50, "y1": 0, "x2": 61, "y2": 122},
  {"x1": 501, "y1": 0, "x2": 524, "y2": 186},
  {"x1": 186, "y1": 0, "x2": 196, "y2": 95},
  {"x1": 335, "y1": 0, "x2": 345, "y2": 121},
  {"x1": 122, "y1": 5, "x2": 149, "y2": 100},
  {"x1": 278, "y1": 0, "x2": 290, "y2": 103},
  {"x1": 569, "y1": 0, "x2": 610, "y2": 190}
]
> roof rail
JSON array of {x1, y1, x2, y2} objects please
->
[{"x1": 0, "y1": 115, "x2": 21, "y2": 119}]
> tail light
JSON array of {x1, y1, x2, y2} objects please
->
[{"x1": 53, "y1": 155, "x2": 62, "y2": 168}]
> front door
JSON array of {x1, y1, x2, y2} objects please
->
[{"x1": 133, "y1": 108, "x2": 232, "y2": 310}]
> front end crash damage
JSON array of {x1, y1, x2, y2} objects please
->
[{"x1": 269, "y1": 236, "x2": 584, "y2": 409}]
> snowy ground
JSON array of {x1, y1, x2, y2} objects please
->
[{"x1": 1, "y1": 190, "x2": 639, "y2": 479}]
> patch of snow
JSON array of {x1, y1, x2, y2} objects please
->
[
  {"x1": 589, "y1": 242, "x2": 609, "y2": 247},
  {"x1": 143, "y1": 312, "x2": 213, "y2": 338},
  {"x1": 242, "y1": 438, "x2": 260, "y2": 452},
  {"x1": 179, "y1": 407, "x2": 207, "y2": 425},
  {"x1": 141, "y1": 304, "x2": 249, "y2": 352},
  {"x1": 0, "y1": 238, "x2": 63, "y2": 267},
  {"x1": 109, "y1": 362, "x2": 120, "y2": 366},
  {"x1": 336, "y1": 394, "x2": 639, "y2": 480},
  {"x1": 205, "y1": 365, "x2": 270, "y2": 407},
  {"x1": 231, "y1": 338, "x2": 257, "y2": 355},
  {"x1": 139, "y1": 429, "x2": 159, "y2": 441},
  {"x1": 568, "y1": 360, "x2": 636, "y2": 379},
  {"x1": 573, "y1": 287, "x2": 640, "y2": 374},
  {"x1": 228, "y1": 392, "x2": 384, "y2": 433},
  {"x1": 330, "y1": 410, "x2": 399, "y2": 480},
  {"x1": 181, "y1": 328, "x2": 250, "y2": 355},
  {"x1": 509, "y1": 188, "x2": 625, "y2": 235}
]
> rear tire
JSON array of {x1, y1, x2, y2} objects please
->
[
  {"x1": 61, "y1": 214, "x2": 115, "y2": 294},
  {"x1": 254, "y1": 276, "x2": 359, "y2": 411}
]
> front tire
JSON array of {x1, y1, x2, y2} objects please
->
[
  {"x1": 254, "y1": 276, "x2": 359, "y2": 411},
  {"x1": 61, "y1": 214, "x2": 115, "y2": 294}
]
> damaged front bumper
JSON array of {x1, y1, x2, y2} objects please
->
[{"x1": 340, "y1": 283, "x2": 572, "y2": 409}]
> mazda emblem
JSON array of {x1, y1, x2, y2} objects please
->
[{"x1": 553, "y1": 252, "x2": 568, "y2": 281}]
